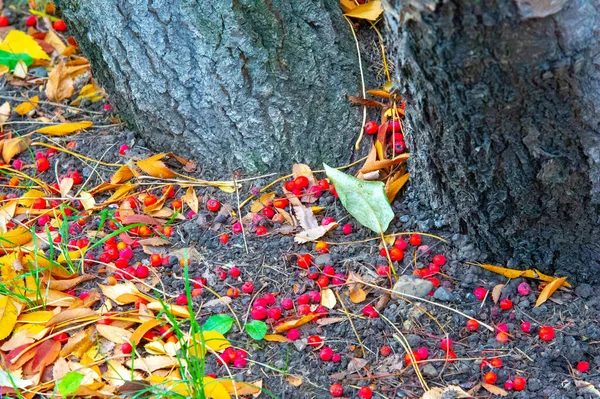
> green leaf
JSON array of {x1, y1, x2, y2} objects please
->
[
  {"x1": 0, "y1": 50, "x2": 33, "y2": 70},
  {"x1": 58, "y1": 372, "x2": 84, "y2": 396},
  {"x1": 202, "y1": 314, "x2": 234, "y2": 335},
  {"x1": 324, "y1": 163, "x2": 394, "y2": 233},
  {"x1": 245, "y1": 320, "x2": 267, "y2": 340}
]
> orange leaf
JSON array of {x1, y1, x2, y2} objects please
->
[
  {"x1": 130, "y1": 319, "x2": 161, "y2": 346},
  {"x1": 367, "y1": 89, "x2": 392, "y2": 98},
  {"x1": 385, "y1": 172, "x2": 409, "y2": 202},
  {"x1": 273, "y1": 314, "x2": 317, "y2": 333},
  {"x1": 45, "y1": 62, "x2": 74, "y2": 102},
  {"x1": 137, "y1": 154, "x2": 175, "y2": 179},
  {"x1": 183, "y1": 187, "x2": 199, "y2": 214},
  {"x1": 360, "y1": 153, "x2": 409, "y2": 174},
  {"x1": 2, "y1": 136, "x2": 31, "y2": 164},
  {"x1": 535, "y1": 276, "x2": 568, "y2": 307},
  {"x1": 263, "y1": 334, "x2": 290, "y2": 343},
  {"x1": 111, "y1": 164, "x2": 135, "y2": 184}
]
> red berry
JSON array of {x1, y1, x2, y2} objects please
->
[
  {"x1": 36, "y1": 157, "x2": 50, "y2": 172},
  {"x1": 539, "y1": 326, "x2": 555, "y2": 341},
  {"x1": 175, "y1": 294, "x2": 188, "y2": 306},
  {"x1": 513, "y1": 376, "x2": 526, "y2": 391},
  {"x1": 416, "y1": 347, "x2": 429, "y2": 360},
  {"x1": 297, "y1": 294, "x2": 310, "y2": 305},
  {"x1": 364, "y1": 121, "x2": 379, "y2": 135},
  {"x1": 342, "y1": 223, "x2": 352, "y2": 235},
  {"x1": 504, "y1": 380, "x2": 514, "y2": 390},
  {"x1": 409, "y1": 234, "x2": 422, "y2": 246},
  {"x1": 517, "y1": 281, "x2": 531, "y2": 295},
  {"x1": 499, "y1": 298, "x2": 513, "y2": 310},
  {"x1": 229, "y1": 267, "x2": 240, "y2": 278},
  {"x1": 136, "y1": 265, "x2": 149, "y2": 279},
  {"x1": 376, "y1": 265, "x2": 390, "y2": 276},
  {"x1": 267, "y1": 307, "x2": 282, "y2": 320},
  {"x1": 576, "y1": 361, "x2": 589, "y2": 373},
  {"x1": 319, "y1": 346, "x2": 333, "y2": 361},
  {"x1": 331, "y1": 353, "x2": 341, "y2": 363},
  {"x1": 53, "y1": 19, "x2": 67, "y2": 31},
  {"x1": 0, "y1": 16, "x2": 9, "y2": 27},
  {"x1": 262, "y1": 206, "x2": 275, "y2": 218},
  {"x1": 287, "y1": 328, "x2": 300, "y2": 341},
  {"x1": 281, "y1": 298, "x2": 293, "y2": 310},
  {"x1": 255, "y1": 226, "x2": 268, "y2": 236},
  {"x1": 297, "y1": 304, "x2": 311, "y2": 315},
  {"x1": 520, "y1": 321, "x2": 531, "y2": 333},
  {"x1": 119, "y1": 144, "x2": 130, "y2": 155},
  {"x1": 466, "y1": 319, "x2": 479, "y2": 331},
  {"x1": 394, "y1": 238, "x2": 408, "y2": 250},
  {"x1": 322, "y1": 265, "x2": 335, "y2": 277},
  {"x1": 294, "y1": 176, "x2": 309, "y2": 189},
  {"x1": 390, "y1": 248, "x2": 404, "y2": 262},
  {"x1": 227, "y1": 287, "x2": 239, "y2": 298},
  {"x1": 53, "y1": 332, "x2": 69, "y2": 344},
  {"x1": 115, "y1": 258, "x2": 128, "y2": 270},
  {"x1": 440, "y1": 338, "x2": 453, "y2": 351},
  {"x1": 219, "y1": 233, "x2": 229, "y2": 244},
  {"x1": 273, "y1": 198, "x2": 289, "y2": 209},
  {"x1": 380, "y1": 346, "x2": 392, "y2": 357},
  {"x1": 484, "y1": 371, "x2": 498, "y2": 385},
  {"x1": 241, "y1": 281, "x2": 255, "y2": 293},
  {"x1": 297, "y1": 254, "x2": 312, "y2": 269},
  {"x1": 233, "y1": 357, "x2": 247, "y2": 368},
  {"x1": 473, "y1": 287, "x2": 487, "y2": 301},
  {"x1": 496, "y1": 332, "x2": 509, "y2": 343},
  {"x1": 251, "y1": 306, "x2": 268, "y2": 320},
  {"x1": 432, "y1": 254, "x2": 446, "y2": 266},
  {"x1": 206, "y1": 199, "x2": 221, "y2": 212},
  {"x1": 307, "y1": 335, "x2": 322, "y2": 348},
  {"x1": 254, "y1": 298, "x2": 268, "y2": 308},
  {"x1": 232, "y1": 222, "x2": 243, "y2": 234},
  {"x1": 284, "y1": 181, "x2": 296, "y2": 191},
  {"x1": 318, "y1": 179, "x2": 329, "y2": 190},
  {"x1": 121, "y1": 342, "x2": 133, "y2": 354},
  {"x1": 308, "y1": 290, "x2": 321, "y2": 303},
  {"x1": 362, "y1": 304, "x2": 378, "y2": 318},
  {"x1": 330, "y1": 383, "x2": 343, "y2": 397},
  {"x1": 357, "y1": 386, "x2": 373, "y2": 399},
  {"x1": 26, "y1": 15, "x2": 37, "y2": 26},
  {"x1": 150, "y1": 254, "x2": 162, "y2": 267},
  {"x1": 316, "y1": 275, "x2": 329, "y2": 288}
]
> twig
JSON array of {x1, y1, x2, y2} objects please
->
[{"x1": 334, "y1": 290, "x2": 366, "y2": 358}]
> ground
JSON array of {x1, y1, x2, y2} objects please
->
[{"x1": 0, "y1": 3, "x2": 599, "y2": 399}]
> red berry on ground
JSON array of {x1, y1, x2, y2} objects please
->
[
  {"x1": 241, "y1": 281, "x2": 255, "y2": 293},
  {"x1": 513, "y1": 376, "x2": 527, "y2": 391},
  {"x1": 316, "y1": 275, "x2": 329, "y2": 288},
  {"x1": 233, "y1": 358, "x2": 247, "y2": 368},
  {"x1": 308, "y1": 290, "x2": 321, "y2": 303},
  {"x1": 297, "y1": 304, "x2": 311, "y2": 315},
  {"x1": 206, "y1": 199, "x2": 221, "y2": 212},
  {"x1": 517, "y1": 281, "x2": 531, "y2": 296},
  {"x1": 297, "y1": 294, "x2": 310, "y2": 305},
  {"x1": 121, "y1": 342, "x2": 133, "y2": 354},
  {"x1": 576, "y1": 361, "x2": 589, "y2": 373},
  {"x1": 26, "y1": 15, "x2": 37, "y2": 26},
  {"x1": 404, "y1": 351, "x2": 421, "y2": 365},
  {"x1": 0, "y1": 16, "x2": 9, "y2": 27},
  {"x1": 376, "y1": 265, "x2": 390, "y2": 276},
  {"x1": 409, "y1": 234, "x2": 422, "y2": 246},
  {"x1": 136, "y1": 265, "x2": 149, "y2": 279},
  {"x1": 490, "y1": 357, "x2": 502, "y2": 368},
  {"x1": 484, "y1": 371, "x2": 498, "y2": 385},
  {"x1": 499, "y1": 298, "x2": 513, "y2": 310},
  {"x1": 53, "y1": 332, "x2": 69, "y2": 344},
  {"x1": 342, "y1": 223, "x2": 352, "y2": 235},
  {"x1": 473, "y1": 287, "x2": 487, "y2": 300},
  {"x1": 319, "y1": 346, "x2": 333, "y2": 361},
  {"x1": 504, "y1": 380, "x2": 514, "y2": 390},
  {"x1": 496, "y1": 332, "x2": 509, "y2": 343},
  {"x1": 36, "y1": 157, "x2": 50, "y2": 172},
  {"x1": 150, "y1": 253, "x2": 162, "y2": 267},
  {"x1": 255, "y1": 225, "x2": 268, "y2": 236},
  {"x1": 119, "y1": 144, "x2": 130, "y2": 155},
  {"x1": 219, "y1": 233, "x2": 229, "y2": 244},
  {"x1": 364, "y1": 121, "x2": 379, "y2": 135},
  {"x1": 287, "y1": 328, "x2": 300, "y2": 341},
  {"x1": 273, "y1": 198, "x2": 289, "y2": 208},
  {"x1": 417, "y1": 347, "x2": 429, "y2": 360},
  {"x1": 331, "y1": 353, "x2": 341, "y2": 363},
  {"x1": 380, "y1": 346, "x2": 392, "y2": 357},
  {"x1": 520, "y1": 321, "x2": 531, "y2": 333},
  {"x1": 281, "y1": 298, "x2": 293, "y2": 310},
  {"x1": 390, "y1": 248, "x2": 404, "y2": 262},
  {"x1": 307, "y1": 335, "x2": 322, "y2": 348},
  {"x1": 267, "y1": 307, "x2": 282, "y2": 320},
  {"x1": 229, "y1": 267, "x2": 240, "y2": 278},
  {"x1": 294, "y1": 176, "x2": 309, "y2": 189},
  {"x1": 539, "y1": 326, "x2": 555, "y2": 341},
  {"x1": 227, "y1": 287, "x2": 239, "y2": 298},
  {"x1": 330, "y1": 383, "x2": 344, "y2": 397},
  {"x1": 175, "y1": 294, "x2": 188, "y2": 306},
  {"x1": 466, "y1": 319, "x2": 479, "y2": 331},
  {"x1": 440, "y1": 338, "x2": 453, "y2": 351},
  {"x1": 262, "y1": 206, "x2": 275, "y2": 218},
  {"x1": 284, "y1": 181, "x2": 296, "y2": 191},
  {"x1": 432, "y1": 254, "x2": 446, "y2": 266},
  {"x1": 53, "y1": 19, "x2": 67, "y2": 31},
  {"x1": 297, "y1": 253, "x2": 311, "y2": 269},
  {"x1": 357, "y1": 386, "x2": 373, "y2": 399},
  {"x1": 232, "y1": 222, "x2": 243, "y2": 234},
  {"x1": 251, "y1": 306, "x2": 268, "y2": 320},
  {"x1": 394, "y1": 238, "x2": 408, "y2": 250}
]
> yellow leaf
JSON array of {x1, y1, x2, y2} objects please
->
[
  {"x1": 18, "y1": 189, "x2": 45, "y2": 207},
  {"x1": 481, "y1": 382, "x2": 508, "y2": 396},
  {"x1": 532, "y1": 269, "x2": 571, "y2": 288},
  {"x1": 13, "y1": 95, "x2": 39, "y2": 116},
  {"x1": 144, "y1": 185, "x2": 172, "y2": 213},
  {"x1": 347, "y1": 272, "x2": 367, "y2": 303},
  {"x1": 344, "y1": 0, "x2": 382, "y2": 20},
  {"x1": 183, "y1": 187, "x2": 199, "y2": 214},
  {"x1": 201, "y1": 330, "x2": 230, "y2": 352},
  {"x1": 17, "y1": 310, "x2": 55, "y2": 324},
  {"x1": 137, "y1": 154, "x2": 176, "y2": 179},
  {"x1": 367, "y1": 88, "x2": 392, "y2": 98},
  {"x1": 79, "y1": 192, "x2": 96, "y2": 210},
  {"x1": 250, "y1": 192, "x2": 275, "y2": 213},
  {"x1": 220, "y1": 380, "x2": 262, "y2": 396},
  {"x1": 203, "y1": 377, "x2": 231, "y2": 399},
  {"x1": 43, "y1": 30, "x2": 66, "y2": 54},
  {"x1": 286, "y1": 375, "x2": 303, "y2": 387},
  {"x1": 273, "y1": 314, "x2": 317, "y2": 333},
  {"x1": 96, "y1": 324, "x2": 132, "y2": 344},
  {"x1": 340, "y1": 0, "x2": 358, "y2": 12},
  {"x1": 0, "y1": 30, "x2": 50, "y2": 60},
  {"x1": 147, "y1": 301, "x2": 190, "y2": 318},
  {"x1": 536, "y1": 276, "x2": 568, "y2": 307},
  {"x1": 385, "y1": 172, "x2": 409, "y2": 202},
  {"x1": 468, "y1": 262, "x2": 571, "y2": 288},
  {"x1": 320, "y1": 288, "x2": 337, "y2": 309},
  {"x1": 263, "y1": 334, "x2": 290, "y2": 343},
  {"x1": 2, "y1": 136, "x2": 31, "y2": 163},
  {"x1": 130, "y1": 319, "x2": 161, "y2": 346},
  {"x1": 99, "y1": 282, "x2": 151, "y2": 305},
  {"x1": 0, "y1": 65, "x2": 9, "y2": 77},
  {"x1": 0, "y1": 296, "x2": 18, "y2": 340},
  {"x1": 71, "y1": 82, "x2": 105, "y2": 106},
  {"x1": 34, "y1": 121, "x2": 93, "y2": 136},
  {"x1": 0, "y1": 227, "x2": 33, "y2": 251},
  {"x1": 46, "y1": 62, "x2": 74, "y2": 102},
  {"x1": 110, "y1": 164, "x2": 135, "y2": 184},
  {"x1": 56, "y1": 246, "x2": 87, "y2": 264}
]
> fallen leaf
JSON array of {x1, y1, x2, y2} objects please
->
[
  {"x1": 24, "y1": 339, "x2": 60, "y2": 375},
  {"x1": 2, "y1": 136, "x2": 31, "y2": 163},
  {"x1": 137, "y1": 154, "x2": 175, "y2": 179},
  {"x1": 481, "y1": 382, "x2": 508, "y2": 396},
  {"x1": 292, "y1": 205, "x2": 319, "y2": 231},
  {"x1": 46, "y1": 62, "x2": 74, "y2": 102},
  {"x1": 0, "y1": 369, "x2": 33, "y2": 389},
  {"x1": 203, "y1": 376, "x2": 231, "y2": 399},
  {"x1": 491, "y1": 284, "x2": 504, "y2": 304},
  {"x1": 347, "y1": 357, "x2": 369, "y2": 373},
  {"x1": 71, "y1": 82, "x2": 105, "y2": 106},
  {"x1": 420, "y1": 385, "x2": 471, "y2": 399},
  {"x1": 273, "y1": 314, "x2": 317, "y2": 333},
  {"x1": 250, "y1": 192, "x2": 275, "y2": 213},
  {"x1": 263, "y1": 334, "x2": 290, "y2": 343},
  {"x1": 43, "y1": 30, "x2": 66, "y2": 54},
  {"x1": 536, "y1": 276, "x2": 568, "y2": 307},
  {"x1": 183, "y1": 187, "x2": 198, "y2": 214},
  {"x1": 129, "y1": 319, "x2": 161, "y2": 346},
  {"x1": 385, "y1": 172, "x2": 410, "y2": 202},
  {"x1": 99, "y1": 282, "x2": 150, "y2": 305},
  {"x1": 47, "y1": 274, "x2": 95, "y2": 291},
  {"x1": 286, "y1": 375, "x2": 303, "y2": 387},
  {"x1": 294, "y1": 222, "x2": 338, "y2": 244},
  {"x1": 34, "y1": 121, "x2": 93, "y2": 136},
  {"x1": 574, "y1": 380, "x2": 600, "y2": 397},
  {"x1": 96, "y1": 324, "x2": 132, "y2": 344},
  {"x1": 0, "y1": 101, "x2": 10, "y2": 127},
  {"x1": 59, "y1": 177, "x2": 74, "y2": 197},
  {"x1": 110, "y1": 164, "x2": 135, "y2": 184},
  {"x1": 344, "y1": 0, "x2": 382, "y2": 21},
  {"x1": 60, "y1": 326, "x2": 95, "y2": 358},
  {"x1": 0, "y1": 30, "x2": 50, "y2": 60},
  {"x1": 13, "y1": 95, "x2": 38, "y2": 115},
  {"x1": 347, "y1": 272, "x2": 367, "y2": 303},
  {"x1": 320, "y1": 288, "x2": 337, "y2": 309},
  {"x1": 146, "y1": 301, "x2": 190, "y2": 318},
  {"x1": 0, "y1": 296, "x2": 18, "y2": 340},
  {"x1": 316, "y1": 317, "x2": 345, "y2": 326},
  {"x1": 367, "y1": 88, "x2": 392, "y2": 98},
  {"x1": 46, "y1": 308, "x2": 96, "y2": 327},
  {"x1": 220, "y1": 380, "x2": 262, "y2": 396},
  {"x1": 360, "y1": 153, "x2": 410, "y2": 174},
  {"x1": 134, "y1": 356, "x2": 182, "y2": 373},
  {"x1": 468, "y1": 262, "x2": 571, "y2": 288}
]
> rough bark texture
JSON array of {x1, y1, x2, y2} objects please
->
[
  {"x1": 57, "y1": 0, "x2": 363, "y2": 175},
  {"x1": 387, "y1": 0, "x2": 600, "y2": 281}
]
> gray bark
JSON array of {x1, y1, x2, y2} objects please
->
[
  {"x1": 57, "y1": 0, "x2": 363, "y2": 175},
  {"x1": 387, "y1": 0, "x2": 600, "y2": 281}
]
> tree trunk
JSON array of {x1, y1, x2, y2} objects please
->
[
  {"x1": 387, "y1": 0, "x2": 600, "y2": 281},
  {"x1": 57, "y1": 0, "x2": 363, "y2": 175}
]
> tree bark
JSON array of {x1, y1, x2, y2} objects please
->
[
  {"x1": 387, "y1": 0, "x2": 600, "y2": 281},
  {"x1": 57, "y1": 0, "x2": 363, "y2": 175}
]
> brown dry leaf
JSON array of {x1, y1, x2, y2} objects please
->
[
  {"x1": 47, "y1": 274, "x2": 95, "y2": 291},
  {"x1": 0, "y1": 296, "x2": 18, "y2": 340},
  {"x1": 137, "y1": 154, "x2": 176, "y2": 179},
  {"x1": 220, "y1": 380, "x2": 262, "y2": 396},
  {"x1": 46, "y1": 308, "x2": 96, "y2": 327},
  {"x1": 139, "y1": 237, "x2": 170, "y2": 247},
  {"x1": 147, "y1": 302, "x2": 190, "y2": 318},
  {"x1": 263, "y1": 334, "x2": 290, "y2": 343},
  {"x1": 294, "y1": 222, "x2": 338, "y2": 244},
  {"x1": 385, "y1": 172, "x2": 410, "y2": 202},
  {"x1": 491, "y1": 284, "x2": 504, "y2": 304},
  {"x1": 96, "y1": 324, "x2": 132, "y2": 344},
  {"x1": 43, "y1": 30, "x2": 66, "y2": 53},
  {"x1": 536, "y1": 276, "x2": 568, "y2": 307},
  {"x1": 250, "y1": 192, "x2": 275, "y2": 213},
  {"x1": 320, "y1": 288, "x2": 336, "y2": 309},
  {"x1": 574, "y1": 380, "x2": 600, "y2": 397},
  {"x1": 360, "y1": 153, "x2": 410, "y2": 174},
  {"x1": 46, "y1": 62, "x2": 74, "y2": 102},
  {"x1": 133, "y1": 356, "x2": 182, "y2": 373},
  {"x1": 1, "y1": 330, "x2": 34, "y2": 351},
  {"x1": 99, "y1": 282, "x2": 150, "y2": 305},
  {"x1": 420, "y1": 385, "x2": 471, "y2": 399},
  {"x1": 110, "y1": 164, "x2": 135, "y2": 184},
  {"x1": 286, "y1": 375, "x2": 303, "y2": 387},
  {"x1": 60, "y1": 325, "x2": 95, "y2": 358},
  {"x1": 204, "y1": 297, "x2": 232, "y2": 308},
  {"x1": 481, "y1": 382, "x2": 508, "y2": 396},
  {"x1": 2, "y1": 136, "x2": 31, "y2": 163},
  {"x1": 130, "y1": 319, "x2": 161, "y2": 345},
  {"x1": 273, "y1": 314, "x2": 317, "y2": 333},
  {"x1": 183, "y1": 186, "x2": 199, "y2": 214},
  {"x1": 59, "y1": 177, "x2": 74, "y2": 197},
  {"x1": 292, "y1": 205, "x2": 319, "y2": 231},
  {"x1": 316, "y1": 317, "x2": 345, "y2": 326},
  {"x1": 13, "y1": 95, "x2": 38, "y2": 115},
  {"x1": 347, "y1": 272, "x2": 367, "y2": 303},
  {"x1": 0, "y1": 101, "x2": 10, "y2": 127}
]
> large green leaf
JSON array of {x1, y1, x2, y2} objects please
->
[
  {"x1": 245, "y1": 320, "x2": 267, "y2": 340},
  {"x1": 0, "y1": 50, "x2": 33, "y2": 70},
  {"x1": 324, "y1": 163, "x2": 394, "y2": 233},
  {"x1": 202, "y1": 314, "x2": 234, "y2": 335},
  {"x1": 58, "y1": 372, "x2": 84, "y2": 396}
]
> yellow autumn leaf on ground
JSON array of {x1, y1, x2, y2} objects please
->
[
  {"x1": 137, "y1": 154, "x2": 176, "y2": 178},
  {"x1": 320, "y1": 288, "x2": 337, "y2": 309},
  {"x1": 273, "y1": 314, "x2": 317, "y2": 333},
  {"x1": 263, "y1": 334, "x2": 290, "y2": 343},
  {"x1": 0, "y1": 296, "x2": 18, "y2": 340},
  {"x1": 147, "y1": 301, "x2": 190, "y2": 318},
  {"x1": 2, "y1": 136, "x2": 31, "y2": 163},
  {"x1": 57, "y1": 246, "x2": 87, "y2": 264},
  {"x1": 0, "y1": 226, "x2": 32, "y2": 251},
  {"x1": 96, "y1": 324, "x2": 132, "y2": 344},
  {"x1": 344, "y1": 0, "x2": 382, "y2": 21},
  {"x1": 110, "y1": 164, "x2": 135, "y2": 184},
  {"x1": 46, "y1": 62, "x2": 74, "y2": 102},
  {"x1": 13, "y1": 95, "x2": 39, "y2": 115},
  {"x1": 340, "y1": 0, "x2": 357, "y2": 13},
  {"x1": 0, "y1": 30, "x2": 50, "y2": 60},
  {"x1": 34, "y1": 121, "x2": 93, "y2": 136},
  {"x1": 468, "y1": 262, "x2": 571, "y2": 288},
  {"x1": 385, "y1": 172, "x2": 410, "y2": 202},
  {"x1": 71, "y1": 82, "x2": 104, "y2": 106},
  {"x1": 183, "y1": 186, "x2": 199, "y2": 214},
  {"x1": 220, "y1": 380, "x2": 262, "y2": 396},
  {"x1": 536, "y1": 276, "x2": 568, "y2": 307},
  {"x1": 204, "y1": 377, "x2": 231, "y2": 399},
  {"x1": 43, "y1": 30, "x2": 66, "y2": 54}
]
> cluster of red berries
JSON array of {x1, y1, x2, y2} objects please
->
[
  {"x1": 364, "y1": 119, "x2": 406, "y2": 154},
  {"x1": 283, "y1": 175, "x2": 335, "y2": 200},
  {"x1": 218, "y1": 347, "x2": 248, "y2": 368},
  {"x1": 330, "y1": 383, "x2": 373, "y2": 398},
  {"x1": 250, "y1": 293, "x2": 283, "y2": 321}
]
